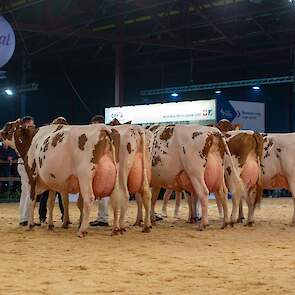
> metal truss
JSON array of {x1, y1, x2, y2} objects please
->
[{"x1": 140, "y1": 76, "x2": 295, "y2": 96}]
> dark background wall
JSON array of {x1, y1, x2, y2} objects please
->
[{"x1": 0, "y1": 53, "x2": 294, "y2": 132}]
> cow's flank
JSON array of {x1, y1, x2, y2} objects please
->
[{"x1": 78, "y1": 134, "x2": 88, "y2": 151}]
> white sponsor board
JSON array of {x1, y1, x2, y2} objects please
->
[
  {"x1": 0, "y1": 17, "x2": 16, "y2": 68},
  {"x1": 230, "y1": 100, "x2": 265, "y2": 132},
  {"x1": 105, "y1": 99, "x2": 216, "y2": 125}
]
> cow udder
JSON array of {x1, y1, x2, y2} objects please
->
[
  {"x1": 128, "y1": 152, "x2": 151, "y2": 193},
  {"x1": 204, "y1": 153, "x2": 223, "y2": 192},
  {"x1": 93, "y1": 154, "x2": 116, "y2": 197}
]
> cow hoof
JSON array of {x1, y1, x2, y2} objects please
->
[
  {"x1": 111, "y1": 228, "x2": 121, "y2": 236},
  {"x1": 151, "y1": 220, "x2": 156, "y2": 226},
  {"x1": 290, "y1": 222, "x2": 295, "y2": 227},
  {"x1": 238, "y1": 217, "x2": 245, "y2": 224},
  {"x1": 142, "y1": 226, "x2": 151, "y2": 233},
  {"x1": 230, "y1": 221, "x2": 235, "y2": 228},
  {"x1": 221, "y1": 222, "x2": 229, "y2": 229},
  {"x1": 48, "y1": 224, "x2": 54, "y2": 231},
  {"x1": 77, "y1": 231, "x2": 88, "y2": 238},
  {"x1": 133, "y1": 220, "x2": 143, "y2": 227},
  {"x1": 247, "y1": 221, "x2": 254, "y2": 227},
  {"x1": 62, "y1": 224, "x2": 69, "y2": 229},
  {"x1": 119, "y1": 228, "x2": 126, "y2": 234},
  {"x1": 26, "y1": 224, "x2": 35, "y2": 231}
]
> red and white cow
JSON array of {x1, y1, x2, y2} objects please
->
[
  {"x1": 216, "y1": 119, "x2": 295, "y2": 226},
  {"x1": 0, "y1": 119, "x2": 121, "y2": 237},
  {"x1": 136, "y1": 124, "x2": 245, "y2": 230}
]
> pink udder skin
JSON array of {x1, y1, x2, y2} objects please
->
[
  {"x1": 204, "y1": 154, "x2": 223, "y2": 192},
  {"x1": 128, "y1": 152, "x2": 151, "y2": 194},
  {"x1": 93, "y1": 154, "x2": 116, "y2": 197},
  {"x1": 241, "y1": 160, "x2": 259, "y2": 190}
]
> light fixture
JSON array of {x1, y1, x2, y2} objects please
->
[
  {"x1": 215, "y1": 90, "x2": 222, "y2": 94},
  {"x1": 4, "y1": 89, "x2": 13, "y2": 96},
  {"x1": 171, "y1": 92, "x2": 178, "y2": 97},
  {"x1": 252, "y1": 86, "x2": 260, "y2": 90}
]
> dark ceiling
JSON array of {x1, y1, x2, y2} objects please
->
[{"x1": 1, "y1": 0, "x2": 295, "y2": 75}]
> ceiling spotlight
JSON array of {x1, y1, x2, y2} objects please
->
[
  {"x1": 4, "y1": 89, "x2": 13, "y2": 96},
  {"x1": 215, "y1": 90, "x2": 222, "y2": 94},
  {"x1": 252, "y1": 86, "x2": 260, "y2": 90},
  {"x1": 171, "y1": 92, "x2": 178, "y2": 97}
]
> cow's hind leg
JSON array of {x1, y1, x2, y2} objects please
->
[
  {"x1": 134, "y1": 193, "x2": 143, "y2": 226},
  {"x1": 151, "y1": 187, "x2": 161, "y2": 225},
  {"x1": 215, "y1": 184, "x2": 230, "y2": 229},
  {"x1": 238, "y1": 200, "x2": 245, "y2": 223},
  {"x1": 174, "y1": 191, "x2": 181, "y2": 218},
  {"x1": 77, "y1": 194, "x2": 83, "y2": 227},
  {"x1": 187, "y1": 193, "x2": 197, "y2": 223},
  {"x1": 78, "y1": 180, "x2": 95, "y2": 238},
  {"x1": 190, "y1": 177, "x2": 209, "y2": 230},
  {"x1": 288, "y1": 183, "x2": 295, "y2": 226},
  {"x1": 142, "y1": 185, "x2": 152, "y2": 233},
  {"x1": 27, "y1": 197, "x2": 37, "y2": 230},
  {"x1": 61, "y1": 193, "x2": 70, "y2": 229},
  {"x1": 118, "y1": 188, "x2": 129, "y2": 234},
  {"x1": 245, "y1": 188, "x2": 256, "y2": 227}
]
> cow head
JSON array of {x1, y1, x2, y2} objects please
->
[
  {"x1": 0, "y1": 119, "x2": 23, "y2": 148},
  {"x1": 0, "y1": 119, "x2": 38, "y2": 158},
  {"x1": 108, "y1": 118, "x2": 132, "y2": 126},
  {"x1": 216, "y1": 119, "x2": 240, "y2": 133}
]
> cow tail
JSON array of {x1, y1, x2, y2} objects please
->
[
  {"x1": 253, "y1": 133, "x2": 264, "y2": 207},
  {"x1": 221, "y1": 135, "x2": 247, "y2": 198},
  {"x1": 140, "y1": 130, "x2": 149, "y2": 194}
]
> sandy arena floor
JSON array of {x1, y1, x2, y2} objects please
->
[{"x1": 0, "y1": 198, "x2": 295, "y2": 295}]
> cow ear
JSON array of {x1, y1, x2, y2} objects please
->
[{"x1": 234, "y1": 124, "x2": 241, "y2": 130}]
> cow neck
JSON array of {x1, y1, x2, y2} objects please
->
[{"x1": 14, "y1": 127, "x2": 39, "y2": 160}]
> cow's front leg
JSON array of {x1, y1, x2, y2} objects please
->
[{"x1": 47, "y1": 190, "x2": 56, "y2": 230}]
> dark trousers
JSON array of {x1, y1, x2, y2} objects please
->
[
  {"x1": 37, "y1": 191, "x2": 65, "y2": 222},
  {"x1": 38, "y1": 191, "x2": 48, "y2": 222}
]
